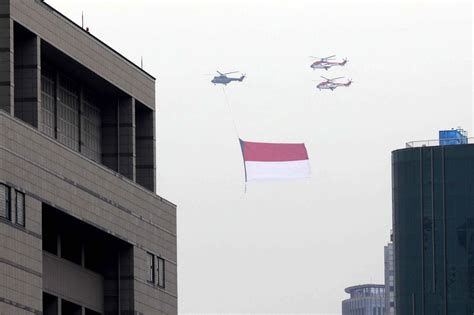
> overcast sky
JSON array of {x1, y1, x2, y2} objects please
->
[{"x1": 47, "y1": 0, "x2": 472, "y2": 313}]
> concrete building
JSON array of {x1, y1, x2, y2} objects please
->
[
  {"x1": 392, "y1": 136, "x2": 474, "y2": 314},
  {"x1": 0, "y1": 1, "x2": 177, "y2": 314},
  {"x1": 342, "y1": 284, "x2": 386, "y2": 315},
  {"x1": 384, "y1": 232, "x2": 395, "y2": 315}
]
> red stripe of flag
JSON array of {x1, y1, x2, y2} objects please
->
[{"x1": 241, "y1": 140, "x2": 309, "y2": 162}]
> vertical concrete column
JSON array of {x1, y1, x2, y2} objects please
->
[
  {"x1": 14, "y1": 29, "x2": 41, "y2": 127},
  {"x1": 118, "y1": 97, "x2": 135, "y2": 181},
  {"x1": 101, "y1": 99, "x2": 119, "y2": 172},
  {"x1": 0, "y1": 2, "x2": 14, "y2": 115},
  {"x1": 135, "y1": 106, "x2": 156, "y2": 191}
]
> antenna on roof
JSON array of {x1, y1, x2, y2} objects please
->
[
  {"x1": 141, "y1": 56, "x2": 143, "y2": 69},
  {"x1": 82, "y1": 11, "x2": 84, "y2": 28}
]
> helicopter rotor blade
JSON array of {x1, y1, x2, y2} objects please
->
[
  {"x1": 310, "y1": 55, "x2": 336, "y2": 60},
  {"x1": 216, "y1": 71, "x2": 224, "y2": 75},
  {"x1": 223, "y1": 71, "x2": 239, "y2": 75},
  {"x1": 320, "y1": 55, "x2": 336, "y2": 60}
]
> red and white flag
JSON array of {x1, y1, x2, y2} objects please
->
[{"x1": 240, "y1": 139, "x2": 311, "y2": 182}]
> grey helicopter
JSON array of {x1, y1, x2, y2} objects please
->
[
  {"x1": 310, "y1": 55, "x2": 347, "y2": 71},
  {"x1": 316, "y1": 76, "x2": 352, "y2": 91},
  {"x1": 211, "y1": 71, "x2": 246, "y2": 85}
]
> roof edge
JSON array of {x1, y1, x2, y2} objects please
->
[
  {"x1": 344, "y1": 284, "x2": 385, "y2": 294},
  {"x1": 40, "y1": 0, "x2": 156, "y2": 81}
]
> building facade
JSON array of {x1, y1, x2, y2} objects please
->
[
  {"x1": 392, "y1": 142, "x2": 474, "y2": 314},
  {"x1": 0, "y1": 0, "x2": 177, "y2": 314},
  {"x1": 384, "y1": 232, "x2": 395, "y2": 315},
  {"x1": 342, "y1": 284, "x2": 386, "y2": 315}
]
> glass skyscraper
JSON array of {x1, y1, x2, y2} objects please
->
[{"x1": 392, "y1": 142, "x2": 474, "y2": 314}]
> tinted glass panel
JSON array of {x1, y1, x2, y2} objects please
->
[
  {"x1": 157, "y1": 257, "x2": 165, "y2": 288},
  {"x1": 41, "y1": 67, "x2": 56, "y2": 138},
  {"x1": 15, "y1": 191, "x2": 25, "y2": 226},
  {"x1": 147, "y1": 252, "x2": 155, "y2": 283},
  {"x1": 57, "y1": 75, "x2": 79, "y2": 150},
  {"x1": 82, "y1": 89, "x2": 102, "y2": 162},
  {"x1": 0, "y1": 184, "x2": 10, "y2": 220}
]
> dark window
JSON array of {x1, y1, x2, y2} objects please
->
[
  {"x1": 0, "y1": 184, "x2": 11, "y2": 220},
  {"x1": 85, "y1": 308, "x2": 101, "y2": 315},
  {"x1": 147, "y1": 252, "x2": 155, "y2": 283},
  {"x1": 43, "y1": 292, "x2": 58, "y2": 315},
  {"x1": 82, "y1": 89, "x2": 102, "y2": 162},
  {"x1": 61, "y1": 233, "x2": 82, "y2": 265},
  {"x1": 43, "y1": 229, "x2": 58, "y2": 255},
  {"x1": 61, "y1": 298, "x2": 81, "y2": 315},
  {"x1": 15, "y1": 191, "x2": 25, "y2": 226},
  {"x1": 157, "y1": 257, "x2": 165, "y2": 288}
]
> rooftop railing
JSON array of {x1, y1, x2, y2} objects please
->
[{"x1": 406, "y1": 137, "x2": 474, "y2": 148}]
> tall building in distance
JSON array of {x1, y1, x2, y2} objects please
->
[
  {"x1": 384, "y1": 232, "x2": 395, "y2": 315},
  {"x1": 0, "y1": 1, "x2": 177, "y2": 314},
  {"x1": 392, "y1": 131, "x2": 474, "y2": 314},
  {"x1": 342, "y1": 284, "x2": 386, "y2": 315}
]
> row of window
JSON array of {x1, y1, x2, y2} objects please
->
[
  {"x1": 41, "y1": 66, "x2": 102, "y2": 162},
  {"x1": 0, "y1": 184, "x2": 25, "y2": 227},
  {"x1": 147, "y1": 252, "x2": 165, "y2": 288}
]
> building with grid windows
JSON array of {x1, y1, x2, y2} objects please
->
[
  {"x1": 342, "y1": 284, "x2": 386, "y2": 315},
  {"x1": 0, "y1": 0, "x2": 177, "y2": 314},
  {"x1": 392, "y1": 140, "x2": 474, "y2": 314},
  {"x1": 384, "y1": 233, "x2": 395, "y2": 315}
]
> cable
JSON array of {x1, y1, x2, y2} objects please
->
[
  {"x1": 221, "y1": 86, "x2": 247, "y2": 193},
  {"x1": 221, "y1": 86, "x2": 240, "y2": 140}
]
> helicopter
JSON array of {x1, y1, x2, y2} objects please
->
[
  {"x1": 316, "y1": 76, "x2": 352, "y2": 91},
  {"x1": 310, "y1": 55, "x2": 347, "y2": 71},
  {"x1": 211, "y1": 71, "x2": 246, "y2": 85}
]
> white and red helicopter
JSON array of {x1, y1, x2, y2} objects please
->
[
  {"x1": 310, "y1": 55, "x2": 347, "y2": 71},
  {"x1": 317, "y1": 76, "x2": 352, "y2": 91}
]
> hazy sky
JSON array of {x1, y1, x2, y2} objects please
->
[{"x1": 47, "y1": 1, "x2": 472, "y2": 313}]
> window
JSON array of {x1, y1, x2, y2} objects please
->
[
  {"x1": 0, "y1": 184, "x2": 11, "y2": 220},
  {"x1": 147, "y1": 253, "x2": 166, "y2": 288},
  {"x1": 157, "y1": 257, "x2": 165, "y2": 288},
  {"x1": 16, "y1": 191, "x2": 25, "y2": 226},
  {"x1": 147, "y1": 252, "x2": 155, "y2": 283}
]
